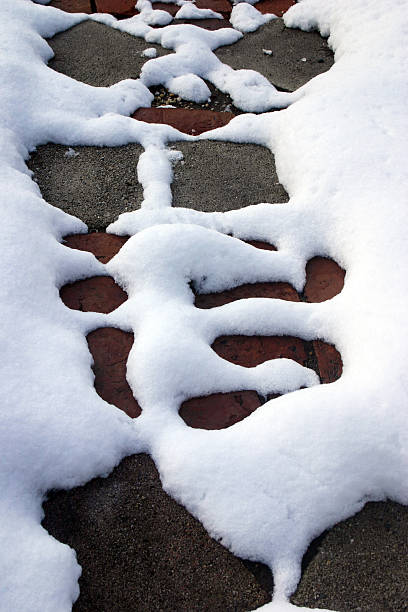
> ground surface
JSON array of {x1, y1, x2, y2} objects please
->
[{"x1": 35, "y1": 4, "x2": 408, "y2": 611}]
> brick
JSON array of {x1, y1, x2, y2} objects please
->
[
  {"x1": 246, "y1": 240, "x2": 277, "y2": 251},
  {"x1": 196, "y1": 0, "x2": 232, "y2": 17},
  {"x1": 173, "y1": 18, "x2": 232, "y2": 29},
  {"x1": 87, "y1": 328, "x2": 141, "y2": 418},
  {"x1": 313, "y1": 340, "x2": 343, "y2": 384},
  {"x1": 95, "y1": 0, "x2": 136, "y2": 16},
  {"x1": 132, "y1": 107, "x2": 235, "y2": 135},
  {"x1": 304, "y1": 256, "x2": 345, "y2": 303},
  {"x1": 152, "y1": 2, "x2": 179, "y2": 15},
  {"x1": 212, "y1": 335, "x2": 308, "y2": 368},
  {"x1": 49, "y1": 0, "x2": 93, "y2": 13},
  {"x1": 63, "y1": 232, "x2": 129, "y2": 264},
  {"x1": 195, "y1": 281, "x2": 299, "y2": 308},
  {"x1": 179, "y1": 390, "x2": 261, "y2": 429},
  {"x1": 60, "y1": 276, "x2": 127, "y2": 314},
  {"x1": 255, "y1": 0, "x2": 296, "y2": 17}
]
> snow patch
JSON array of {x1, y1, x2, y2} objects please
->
[{"x1": 230, "y1": 3, "x2": 277, "y2": 33}]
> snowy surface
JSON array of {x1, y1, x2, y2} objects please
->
[
  {"x1": 1, "y1": 1, "x2": 408, "y2": 611},
  {"x1": 230, "y1": 3, "x2": 276, "y2": 33},
  {"x1": 142, "y1": 46, "x2": 157, "y2": 58},
  {"x1": 175, "y1": 3, "x2": 223, "y2": 19}
]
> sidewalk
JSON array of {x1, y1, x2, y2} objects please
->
[{"x1": 33, "y1": 2, "x2": 408, "y2": 611}]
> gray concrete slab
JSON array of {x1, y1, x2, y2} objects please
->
[
  {"x1": 172, "y1": 141, "x2": 288, "y2": 212},
  {"x1": 48, "y1": 20, "x2": 171, "y2": 87},
  {"x1": 292, "y1": 501, "x2": 408, "y2": 612},
  {"x1": 216, "y1": 19, "x2": 333, "y2": 92},
  {"x1": 43, "y1": 453, "x2": 272, "y2": 612},
  {"x1": 28, "y1": 143, "x2": 143, "y2": 231}
]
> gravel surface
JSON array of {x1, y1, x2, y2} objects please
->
[
  {"x1": 42, "y1": 454, "x2": 272, "y2": 612},
  {"x1": 28, "y1": 143, "x2": 143, "y2": 231},
  {"x1": 172, "y1": 141, "x2": 289, "y2": 212},
  {"x1": 216, "y1": 19, "x2": 334, "y2": 93}
]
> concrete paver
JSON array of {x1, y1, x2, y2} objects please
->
[
  {"x1": 48, "y1": 21, "x2": 171, "y2": 87},
  {"x1": 292, "y1": 501, "x2": 408, "y2": 612},
  {"x1": 172, "y1": 141, "x2": 288, "y2": 212},
  {"x1": 216, "y1": 18, "x2": 334, "y2": 92},
  {"x1": 29, "y1": 143, "x2": 143, "y2": 231},
  {"x1": 43, "y1": 454, "x2": 272, "y2": 612}
]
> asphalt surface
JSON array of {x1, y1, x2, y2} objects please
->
[{"x1": 37, "y1": 13, "x2": 407, "y2": 612}]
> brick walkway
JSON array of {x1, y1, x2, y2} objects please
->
[{"x1": 37, "y1": 3, "x2": 408, "y2": 611}]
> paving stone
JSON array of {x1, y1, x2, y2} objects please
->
[
  {"x1": 42, "y1": 454, "x2": 271, "y2": 611},
  {"x1": 60, "y1": 276, "x2": 127, "y2": 313},
  {"x1": 47, "y1": 20, "x2": 171, "y2": 87},
  {"x1": 245, "y1": 239, "x2": 277, "y2": 251},
  {"x1": 132, "y1": 107, "x2": 235, "y2": 135},
  {"x1": 180, "y1": 390, "x2": 262, "y2": 429},
  {"x1": 256, "y1": 0, "x2": 296, "y2": 18},
  {"x1": 213, "y1": 334, "x2": 309, "y2": 368},
  {"x1": 28, "y1": 143, "x2": 143, "y2": 231},
  {"x1": 216, "y1": 18, "x2": 334, "y2": 93},
  {"x1": 196, "y1": 0, "x2": 232, "y2": 18},
  {"x1": 49, "y1": 0, "x2": 93, "y2": 13},
  {"x1": 195, "y1": 281, "x2": 299, "y2": 308},
  {"x1": 172, "y1": 141, "x2": 288, "y2": 212},
  {"x1": 173, "y1": 18, "x2": 232, "y2": 30},
  {"x1": 87, "y1": 328, "x2": 142, "y2": 418},
  {"x1": 304, "y1": 256, "x2": 345, "y2": 303},
  {"x1": 95, "y1": 0, "x2": 136, "y2": 17},
  {"x1": 313, "y1": 339, "x2": 342, "y2": 384},
  {"x1": 291, "y1": 501, "x2": 408, "y2": 612},
  {"x1": 152, "y1": 2, "x2": 179, "y2": 16},
  {"x1": 63, "y1": 233, "x2": 129, "y2": 263}
]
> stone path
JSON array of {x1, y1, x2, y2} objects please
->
[{"x1": 34, "y1": 2, "x2": 408, "y2": 611}]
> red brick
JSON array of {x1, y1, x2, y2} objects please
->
[
  {"x1": 245, "y1": 240, "x2": 277, "y2": 251},
  {"x1": 152, "y1": 2, "x2": 179, "y2": 15},
  {"x1": 132, "y1": 107, "x2": 235, "y2": 135},
  {"x1": 49, "y1": 0, "x2": 93, "y2": 13},
  {"x1": 95, "y1": 0, "x2": 136, "y2": 16},
  {"x1": 195, "y1": 281, "x2": 299, "y2": 308},
  {"x1": 313, "y1": 340, "x2": 343, "y2": 384},
  {"x1": 179, "y1": 390, "x2": 261, "y2": 429},
  {"x1": 63, "y1": 233, "x2": 129, "y2": 264},
  {"x1": 173, "y1": 18, "x2": 232, "y2": 29},
  {"x1": 196, "y1": 0, "x2": 231, "y2": 17},
  {"x1": 212, "y1": 335, "x2": 308, "y2": 368},
  {"x1": 304, "y1": 256, "x2": 345, "y2": 303},
  {"x1": 87, "y1": 328, "x2": 141, "y2": 418},
  {"x1": 60, "y1": 276, "x2": 127, "y2": 314},
  {"x1": 256, "y1": 0, "x2": 296, "y2": 17}
]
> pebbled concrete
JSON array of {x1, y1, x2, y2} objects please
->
[
  {"x1": 28, "y1": 143, "x2": 143, "y2": 231},
  {"x1": 292, "y1": 501, "x2": 408, "y2": 612},
  {"x1": 216, "y1": 18, "x2": 334, "y2": 93},
  {"x1": 172, "y1": 141, "x2": 288, "y2": 212},
  {"x1": 48, "y1": 20, "x2": 171, "y2": 87},
  {"x1": 42, "y1": 454, "x2": 272, "y2": 612}
]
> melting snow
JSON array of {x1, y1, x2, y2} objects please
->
[{"x1": 1, "y1": 0, "x2": 408, "y2": 610}]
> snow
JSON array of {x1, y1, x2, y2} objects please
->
[
  {"x1": 142, "y1": 46, "x2": 157, "y2": 58},
  {"x1": 175, "y1": 3, "x2": 223, "y2": 19},
  {"x1": 230, "y1": 3, "x2": 276, "y2": 33},
  {"x1": 0, "y1": 0, "x2": 407, "y2": 611}
]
